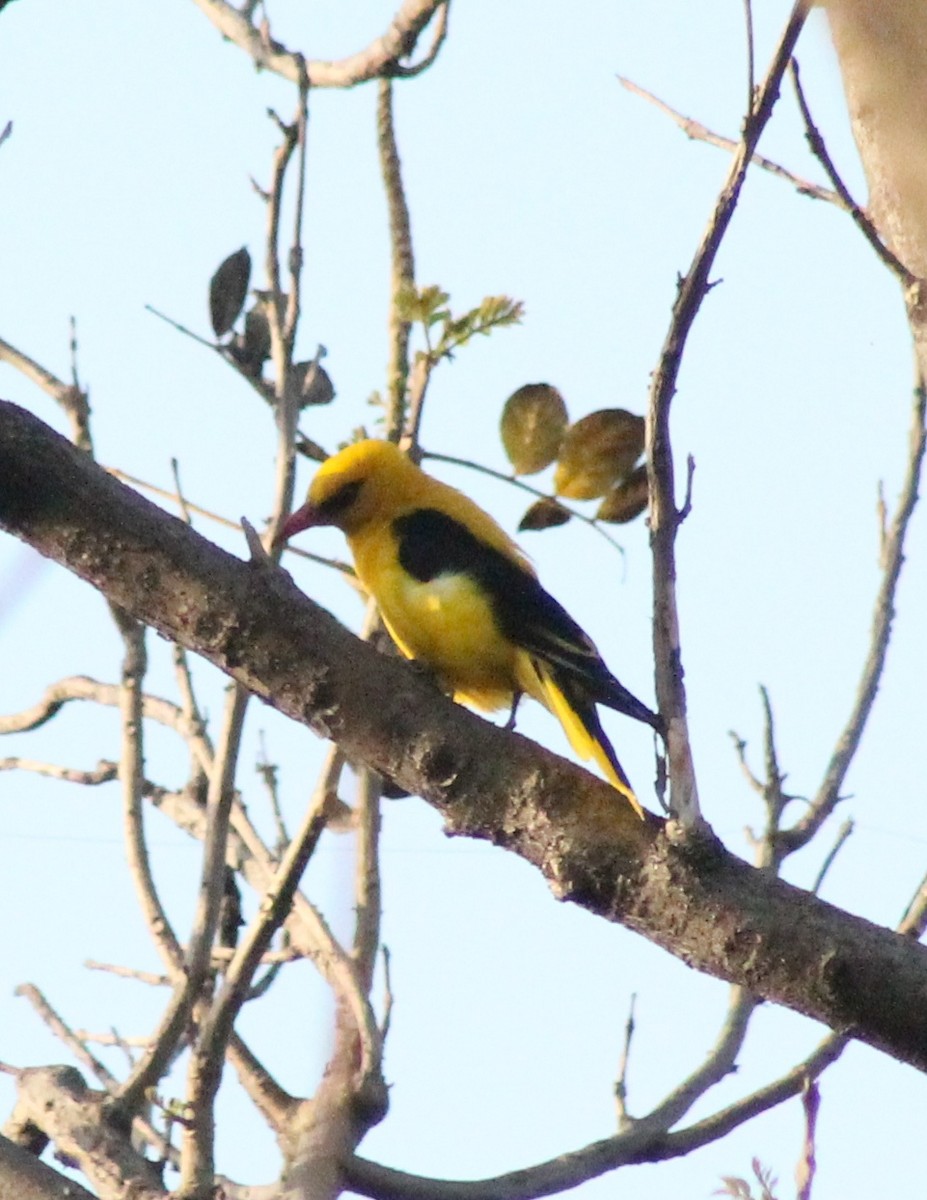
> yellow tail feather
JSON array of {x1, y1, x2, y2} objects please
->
[{"x1": 535, "y1": 669, "x2": 645, "y2": 819}]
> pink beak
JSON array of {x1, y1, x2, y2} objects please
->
[{"x1": 276, "y1": 501, "x2": 322, "y2": 546}]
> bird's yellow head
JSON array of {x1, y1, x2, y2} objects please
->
[{"x1": 279, "y1": 439, "x2": 424, "y2": 541}]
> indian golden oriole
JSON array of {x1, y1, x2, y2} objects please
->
[{"x1": 279, "y1": 439, "x2": 660, "y2": 815}]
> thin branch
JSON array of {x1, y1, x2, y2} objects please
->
[
  {"x1": 613, "y1": 994, "x2": 636, "y2": 1129},
  {"x1": 0, "y1": 333, "x2": 91, "y2": 450},
  {"x1": 85, "y1": 961, "x2": 171, "y2": 988},
  {"x1": 790, "y1": 58, "x2": 916, "y2": 286},
  {"x1": 353, "y1": 765, "x2": 383, "y2": 993},
  {"x1": 342, "y1": 1027, "x2": 845, "y2": 1200},
  {"x1": 642, "y1": 986, "x2": 757, "y2": 1134},
  {"x1": 225, "y1": 1033, "x2": 296, "y2": 1134},
  {"x1": 379, "y1": 945, "x2": 394, "y2": 1044},
  {"x1": 616, "y1": 75, "x2": 842, "y2": 207},
  {"x1": 117, "y1": 685, "x2": 247, "y2": 1119},
  {"x1": 378, "y1": 75, "x2": 416, "y2": 434},
  {"x1": 144, "y1": 763, "x2": 385, "y2": 1067},
  {"x1": 256, "y1": 731, "x2": 290, "y2": 854},
  {"x1": 72, "y1": 1031, "x2": 154, "y2": 1049},
  {"x1": 898, "y1": 869, "x2": 927, "y2": 939},
  {"x1": 796, "y1": 1077, "x2": 820, "y2": 1200},
  {"x1": 144, "y1": 303, "x2": 276, "y2": 406},
  {"x1": 657, "y1": 1032, "x2": 847, "y2": 1161},
  {"x1": 810, "y1": 818, "x2": 854, "y2": 895},
  {"x1": 191, "y1": 755, "x2": 338, "y2": 1126},
  {"x1": 0, "y1": 755, "x2": 117, "y2": 785},
  {"x1": 85, "y1": 948, "x2": 306, "y2": 987},
  {"x1": 283, "y1": 72, "x2": 309, "y2": 351},
  {"x1": 190, "y1": 0, "x2": 448, "y2": 88},
  {"x1": 0, "y1": 673, "x2": 215, "y2": 778},
  {"x1": 264, "y1": 108, "x2": 299, "y2": 377},
  {"x1": 105, "y1": 466, "x2": 352, "y2": 575},
  {"x1": 169, "y1": 458, "x2": 194, "y2": 525},
  {"x1": 646, "y1": 0, "x2": 811, "y2": 825},
  {"x1": 15, "y1": 985, "x2": 119, "y2": 1092},
  {"x1": 263, "y1": 98, "x2": 305, "y2": 549},
  {"x1": 401, "y1": 345, "x2": 432, "y2": 455},
  {"x1": 389, "y1": 0, "x2": 450, "y2": 78},
  {"x1": 112, "y1": 609, "x2": 184, "y2": 975},
  {"x1": 173, "y1": 682, "x2": 249, "y2": 1194},
  {"x1": 728, "y1": 730, "x2": 765, "y2": 796},
  {"x1": 172, "y1": 640, "x2": 213, "y2": 800},
  {"x1": 742, "y1": 0, "x2": 756, "y2": 113},
  {"x1": 422, "y1": 449, "x2": 629, "y2": 559},
  {"x1": 783, "y1": 373, "x2": 926, "y2": 852}
]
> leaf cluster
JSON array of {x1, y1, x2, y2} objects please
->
[{"x1": 499, "y1": 384, "x2": 649, "y2": 531}]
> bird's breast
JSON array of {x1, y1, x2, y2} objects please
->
[{"x1": 351, "y1": 528, "x2": 516, "y2": 711}]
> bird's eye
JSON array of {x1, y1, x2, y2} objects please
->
[{"x1": 318, "y1": 479, "x2": 362, "y2": 518}]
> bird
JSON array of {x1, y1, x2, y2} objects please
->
[{"x1": 278, "y1": 439, "x2": 661, "y2": 815}]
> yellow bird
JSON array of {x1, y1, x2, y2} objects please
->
[{"x1": 279, "y1": 439, "x2": 661, "y2": 815}]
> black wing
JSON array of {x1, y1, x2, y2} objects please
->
[{"x1": 393, "y1": 508, "x2": 660, "y2": 730}]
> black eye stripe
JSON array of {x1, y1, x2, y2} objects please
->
[{"x1": 318, "y1": 479, "x2": 362, "y2": 517}]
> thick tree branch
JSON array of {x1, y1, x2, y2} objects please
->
[
  {"x1": 0, "y1": 1133, "x2": 97, "y2": 1200},
  {"x1": 2, "y1": 399, "x2": 927, "y2": 1073},
  {"x1": 4, "y1": 1067, "x2": 164, "y2": 1200}
]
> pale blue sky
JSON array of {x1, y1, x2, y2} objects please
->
[{"x1": 1, "y1": 3, "x2": 924, "y2": 1197}]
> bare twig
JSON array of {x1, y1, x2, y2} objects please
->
[
  {"x1": 643, "y1": 986, "x2": 758, "y2": 1134},
  {"x1": 742, "y1": 0, "x2": 756, "y2": 113},
  {"x1": 0, "y1": 755, "x2": 117, "y2": 784},
  {"x1": 13, "y1": 988, "x2": 179, "y2": 1174},
  {"x1": 226, "y1": 1033, "x2": 296, "y2": 1133},
  {"x1": 283, "y1": 73, "x2": 309, "y2": 350},
  {"x1": 256, "y1": 731, "x2": 289, "y2": 853},
  {"x1": 728, "y1": 730, "x2": 765, "y2": 796},
  {"x1": 117, "y1": 684, "x2": 247, "y2": 1123},
  {"x1": 378, "y1": 75, "x2": 416, "y2": 433},
  {"x1": 262, "y1": 96, "x2": 306, "y2": 549},
  {"x1": 783, "y1": 373, "x2": 926, "y2": 852},
  {"x1": 343, "y1": 1026, "x2": 844, "y2": 1200},
  {"x1": 0, "y1": 673, "x2": 216, "y2": 780},
  {"x1": 790, "y1": 58, "x2": 916, "y2": 286},
  {"x1": 613, "y1": 994, "x2": 636, "y2": 1129},
  {"x1": 170, "y1": 458, "x2": 194, "y2": 525},
  {"x1": 353, "y1": 765, "x2": 383, "y2": 993},
  {"x1": 616, "y1": 75, "x2": 841, "y2": 207},
  {"x1": 422, "y1": 448, "x2": 629, "y2": 558},
  {"x1": 646, "y1": 0, "x2": 811, "y2": 825},
  {"x1": 899, "y1": 865, "x2": 927, "y2": 940},
  {"x1": 810, "y1": 819, "x2": 854, "y2": 895},
  {"x1": 72, "y1": 1031, "x2": 154, "y2": 1049},
  {"x1": 795, "y1": 1077, "x2": 820, "y2": 1200},
  {"x1": 15, "y1": 985, "x2": 119, "y2": 1092},
  {"x1": 104, "y1": 466, "x2": 353, "y2": 575},
  {"x1": 379, "y1": 945, "x2": 394, "y2": 1044},
  {"x1": 173, "y1": 682, "x2": 249, "y2": 1194},
  {"x1": 0, "y1": 333, "x2": 91, "y2": 450},
  {"x1": 193, "y1": 758, "x2": 336, "y2": 1090},
  {"x1": 183, "y1": 747, "x2": 346, "y2": 1184},
  {"x1": 389, "y1": 0, "x2": 450, "y2": 78},
  {"x1": 85, "y1": 961, "x2": 171, "y2": 988},
  {"x1": 190, "y1": 0, "x2": 449, "y2": 88},
  {"x1": 112, "y1": 609, "x2": 184, "y2": 975}
]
